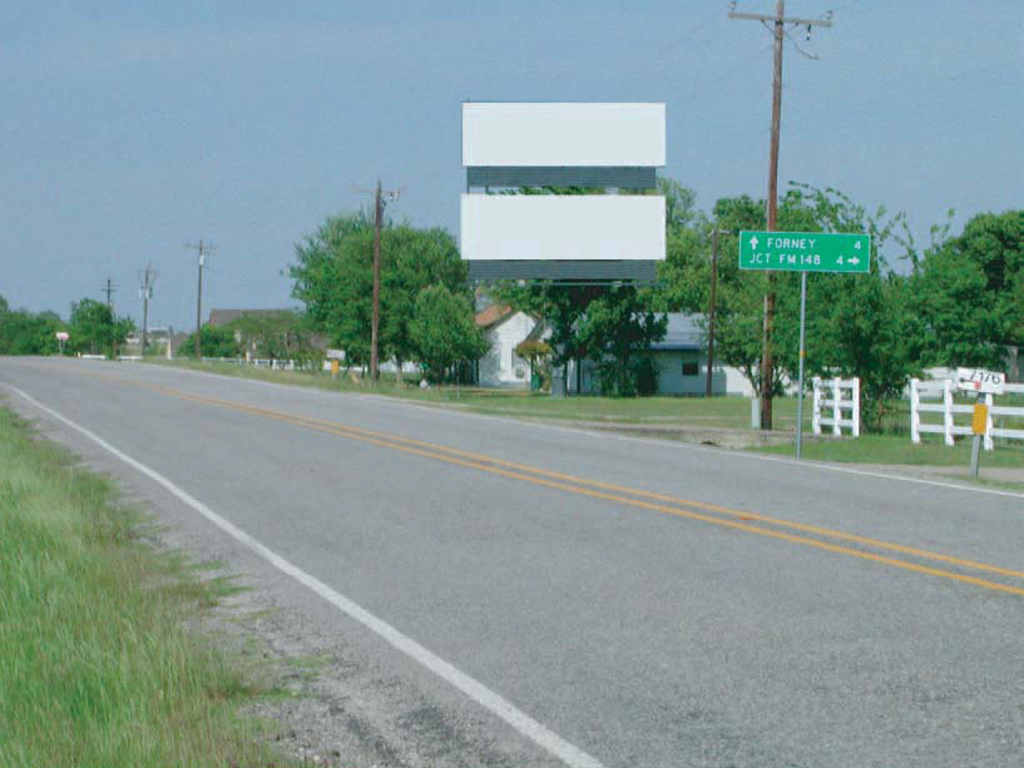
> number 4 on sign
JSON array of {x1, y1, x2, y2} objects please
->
[
  {"x1": 854, "y1": 241, "x2": 862, "y2": 249},
  {"x1": 837, "y1": 256, "x2": 843, "y2": 264}
]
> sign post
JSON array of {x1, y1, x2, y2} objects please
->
[
  {"x1": 795, "y1": 272, "x2": 807, "y2": 458},
  {"x1": 970, "y1": 403, "x2": 989, "y2": 477},
  {"x1": 739, "y1": 231, "x2": 871, "y2": 458},
  {"x1": 55, "y1": 331, "x2": 69, "y2": 355}
]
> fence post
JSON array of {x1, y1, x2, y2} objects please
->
[
  {"x1": 984, "y1": 391, "x2": 994, "y2": 451},
  {"x1": 812, "y1": 377, "x2": 822, "y2": 435},
  {"x1": 852, "y1": 378, "x2": 861, "y2": 437},
  {"x1": 832, "y1": 378, "x2": 841, "y2": 436},
  {"x1": 910, "y1": 378, "x2": 920, "y2": 443},
  {"x1": 943, "y1": 378, "x2": 954, "y2": 446}
]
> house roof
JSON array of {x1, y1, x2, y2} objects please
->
[
  {"x1": 208, "y1": 308, "x2": 295, "y2": 327},
  {"x1": 651, "y1": 313, "x2": 704, "y2": 351},
  {"x1": 474, "y1": 304, "x2": 514, "y2": 329}
]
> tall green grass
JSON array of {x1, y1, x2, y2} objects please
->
[{"x1": 0, "y1": 408, "x2": 289, "y2": 767}]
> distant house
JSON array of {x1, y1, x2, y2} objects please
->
[
  {"x1": 475, "y1": 305, "x2": 545, "y2": 388},
  {"x1": 567, "y1": 313, "x2": 756, "y2": 397},
  {"x1": 124, "y1": 326, "x2": 185, "y2": 358},
  {"x1": 471, "y1": 308, "x2": 758, "y2": 396},
  {"x1": 649, "y1": 313, "x2": 754, "y2": 396}
]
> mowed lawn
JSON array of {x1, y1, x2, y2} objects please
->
[
  {"x1": 151, "y1": 359, "x2": 798, "y2": 427},
  {"x1": 149, "y1": 360, "x2": 1024, "y2": 470},
  {"x1": 0, "y1": 406, "x2": 293, "y2": 768}
]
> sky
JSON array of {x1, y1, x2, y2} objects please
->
[{"x1": 1, "y1": 1, "x2": 1021, "y2": 330}]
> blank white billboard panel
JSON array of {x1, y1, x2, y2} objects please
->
[
  {"x1": 460, "y1": 195, "x2": 666, "y2": 261},
  {"x1": 462, "y1": 103, "x2": 666, "y2": 167}
]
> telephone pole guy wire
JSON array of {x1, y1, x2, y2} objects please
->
[{"x1": 728, "y1": 1, "x2": 833, "y2": 431}]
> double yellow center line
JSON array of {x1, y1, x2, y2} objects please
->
[{"x1": 70, "y1": 367, "x2": 1024, "y2": 596}]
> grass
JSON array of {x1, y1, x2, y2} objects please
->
[
  {"x1": 146, "y1": 359, "x2": 1024, "y2": 472},
  {"x1": 753, "y1": 432, "x2": 1024, "y2": 469},
  {"x1": 150, "y1": 359, "x2": 804, "y2": 427},
  {"x1": 0, "y1": 406, "x2": 295, "y2": 768}
]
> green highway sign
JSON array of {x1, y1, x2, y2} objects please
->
[{"x1": 738, "y1": 231, "x2": 871, "y2": 273}]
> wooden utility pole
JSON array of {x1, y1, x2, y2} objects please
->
[
  {"x1": 730, "y1": 1, "x2": 832, "y2": 429},
  {"x1": 184, "y1": 240, "x2": 216, "y2": 359},
  {"x1": 138, "y1": 264, "x2": 156, "y2": 356},
  {"x1": 370, "y1": 181, "x2": 383, "y2": 381},
  {"x1": 705, "y1": 229, "x2": 724, "y2": 398},
  {"x1": 103, "y1": 278, "x2": 117, "y2": 310},
  {"x1": 362, "y1": 181, "x2": 400, "y2": 381}
]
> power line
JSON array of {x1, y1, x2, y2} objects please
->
[
  {"x1": 616, "y1": 8, "x2": 724, "y2": 83},
  {"x1": 674, "y1": 40, "x2": 774, "y2": 111}
]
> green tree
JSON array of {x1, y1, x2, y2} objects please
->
[
  {"x1": 67, "y1": 299, "x2": 133, "y2": 356},
  {"x1": 514, "y1": 339, "x2": 553, "y2": 389},
  {"x1": 576, "y1": 287, "x2": 667, "y2": 396},
  {"x1": 231, "y1": 311, "x2": 300, "y2": 361},
  {"x1": 290, "y1": 213, "x2": 467, "y2": 375},
  {"x1": 913, "y1": 210, "x2": 1022, "y2": 368},
  {"x1": 0, "y1": 307, "x2": 63, "y2": 355},
  {"x1": 409, "y1": 285, "x2": 490, "y2": 384},
  {"x1": 381, "y1": 225, "x2": 469, "y2": 376},
  {"x1": 178, "y1": 326, "x2": 242, "y2": 358}
]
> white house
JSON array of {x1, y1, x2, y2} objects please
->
[
  {"x1": 475, "y1": 305, "x2": 544, "y2": 388},
  {"x1": 650, "y1": 313, "x2": 755, "y2": 396},
  {"x1": 472, "y1": 308, "x2": 759, "y2": 396}
]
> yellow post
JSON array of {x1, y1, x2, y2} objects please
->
[
  {"x1": 971, "y1": 403, "x2": 989, "y2": 435},
  {"x1": 969, "y1": 402, "x2": 988, "y2": 477},
  {"x1": 330, "y1": 359, "x2": 340, "y2": 378}
]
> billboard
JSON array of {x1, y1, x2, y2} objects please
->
[
  {"x1": 462, "y1": 103, "x2": 666, "y2": 168},
  {"x1": 460, "y1": 195, "x2": 665, "y2": 262}
]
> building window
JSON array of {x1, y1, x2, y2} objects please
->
[{"x1": 682, "y1": 361, "x2": 699, "y2": 377}]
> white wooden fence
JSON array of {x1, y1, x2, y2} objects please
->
[
  {"x1": 812, "y1": 377, "x2": 860, "y2": 437},
  {"x1": 910, "y1": 378, "x2": 1024, "y2": 450}
]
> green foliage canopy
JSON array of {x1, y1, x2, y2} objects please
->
[
  {"x1": 409, "y1": 285, "x2": 489, "y2": 383},
  {"x1": 178, "y1": 326, "x2": 243, "y2": 359},
  {"x1": 68, "y1": 299, "x2": 133, "y2": 357},
  {"x1": 290, "y1": 213, "x2": 467, "y2": 369},
  {"x1": 913, "y1": 210, "x2": 1022, "y2": 367},
  {"x1": 0, "y1": 298, "x2": 64, "y2": 355}
]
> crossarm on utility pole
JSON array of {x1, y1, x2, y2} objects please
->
[{"x1": 727, "y1": 12, "x2": 832, "y2": 27}]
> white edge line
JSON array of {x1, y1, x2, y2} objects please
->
[
  {"x1": 132, "y1": 361, "x2": 1024, "y2": 501},
  {"x1": 4, "y1": 383, "x2": 605, "y2": 768}
]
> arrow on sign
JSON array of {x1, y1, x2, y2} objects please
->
[
  {"x1": 848, "y1": 256, "x2": 860, "y2": 265},
  {"x1": 749, "y1": 236, "x2": 759, "y2": 249}
]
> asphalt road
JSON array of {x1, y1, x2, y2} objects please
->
[{"x1": 2, "y1": 357, "x2": 1022, "y2": 768}]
